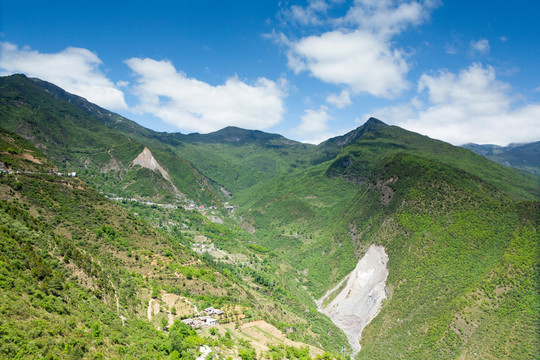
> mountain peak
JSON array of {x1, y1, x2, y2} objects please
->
[
  {"x1": 185, "y1": 126, "x2": 297, "y2": 146},
  {"x1": 365, "y1": 117, "x2": 387, "y2": 127},
  {"x1": 319, "y1": 117, "x2": 387, "y2": 149}
]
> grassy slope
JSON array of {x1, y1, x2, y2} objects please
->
[
  {"x1": 358, "y1": 154, "x2": 539, "y2": 359},
  {"x1": 234, "y1": 132, "x2": 539, "y2": 359},
  {"x1": 118, "y1": 126, "x2": 321, "y2": 197},
  {"x1": 462, "y1": 141, "x2": 540, "y2": 175},
  {"x1": 0, "y1": 130, "x2": 349, "y2": 359},
  {"x1": 235, "y1": 124, "x2": 539, "y2": 293},
  {"x1": 327, "y1": 124, "x2": 539, "y2": 200},
  {"x1": 0, "y1": 130, "x2": 241, "y2": 359},
  {"x1": 2, "y1": 74, "x2": 538, "y2": 358},
  {"x1": 234, "y1": 162, "x2": 362, "y2": 296},
  {"x1": 0, "y1": 74, "x2": 220, "y2": 205}
]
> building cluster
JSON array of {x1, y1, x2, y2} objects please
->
[
  {"x1": 0, "y1": 167, "x2": 78, "y2": 176},
  {"x1": 51, "y1": 169, "x2": 77, "y2": 177},
  {"x1": 181, "y1": 307, "x2": 224, "y2": 328}
]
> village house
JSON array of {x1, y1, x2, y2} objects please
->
[
  {"x1": 203, "y1": 307, "x2": 224, "y2": 316},
  {"x1": 181, "y1": 318, "x2": 194, "y2": 326},
  {"x1": 198, "y1": 316, "x2": 216, "y2": 327},
  {"x1": 181, "y1": 315, "x2": 218, "y2": 329}
]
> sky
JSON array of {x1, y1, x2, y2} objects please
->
[{"x1": 1, "y1": 0, "x2": 539, "y2": 145}]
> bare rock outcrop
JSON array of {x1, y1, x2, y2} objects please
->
[
  {"x1": 132, "y1": 147, "x2": 181, "y2": 195},
  {"x1": 317, "y1": 245, "x2": 389, "y2": 357},
  {"x1": 133, "y1": 147, "x2": 172, "y2": 182}
]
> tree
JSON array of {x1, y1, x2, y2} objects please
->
[
  {"x1": 162, "y1": 317, "x2": 169, "y2": 330},
  {"x1": 169, "y1": 320, "x2": 196, "y2": 354},
  {"x1": 239, "y1": 349, "x2": 257, "y2": 360}
]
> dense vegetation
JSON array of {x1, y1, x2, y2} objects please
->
[
  {"x1": 0, "y1": 129, "x2": 348, "y2": 358},
  {"x1": 0, "y1": 74, "x2": 538, "y2": 359},
  {"x1": 0, "y1": 74, "x2": 221, "y2": 205},
  {"x1": 462, "y1": 141, "x2": 540, "y2": 175}
]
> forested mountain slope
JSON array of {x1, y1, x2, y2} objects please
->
[
  {"x1": 0, "y1": 129, "x2": 346, "y2": 359},
  {"x1": 0, "y1": 74, "x2": 221, "y2": 205},
  {"x1": 463, "y1": 141, "x2": 540, "y2": 175},
  {"x1": 1, "y1": 74, "x2": 538, "y2": 359},
  {"x1": 234, "y1": 125, "x2": 539, "y2": 358}
]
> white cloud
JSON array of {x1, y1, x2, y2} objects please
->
[
  {"x1": 369, "y1": 63, "x2": 540, "y2": 145},
  {"x1": 470, "y1": 39, "x2": 490, "y2": 53},
  {"x1": 288, "y1": 30, "x2": 409, "y2": 97},
  {"x1": 125, "y1": 57, "x2": 287, "y2": 133},
  {"x1": 116, "y1": 80, "x2": 129, "y2": 88},
  {"x1": 0, "y1": 42, "x2": 127, "y2": 110},
  {"x1": 339, "y1": 0, "x2": 439, "y2": 38},
  {"x1": 282, "y1": 0, "x2": 438, "y2": 37},
  {"x1": 281, "y1": 0, "x2": 439, "y2": 99},
  {"x1": 326, "y1": 90, "x2": 352, "y2": 108},
  {"x1": 282, "y1": 0, "x2": 330, "y2": 26},
  {"x1": 291, "y1": 105, "x2": 342, "y2": 144}
]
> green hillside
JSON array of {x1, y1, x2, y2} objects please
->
[
  {"x1": 323, "y1": 122, "x2": 539, "y2": 199},
  {"x1": 0, "y1": 74, "x2": 221, "y2": 205},
  {"x1": 1, "y1": 74, "x2": 538, "y2": 359},
  {"x1": 0, "y1": 129, "x2": 348, "y2": 359},
  {"x1": 234, "y1": 127, "x2": 539, "y2": 359},
  {"x1": 463, "y1": 141, "x2": 540, "y2": 175},
  {"x1": 0, "y1": 130, "x2": 204, "y2": 359}
]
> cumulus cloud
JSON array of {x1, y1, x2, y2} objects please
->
[
  {"x1": 296, "y1": 105, "x2": 332, "y2": 133},
  {"x1": 470, "y1": 39, "x2": 490, "y2": 53},
  {"x1": 0, "y1": 42, "x2": 127, "y2": 110},
  {"x1": 327, "y1": 90, "x2": 352, "y2": 108},
  {"x1": 281, "y1": 0, "x2": 438, "y2": 99},
  {"x1": 338, "y1": 0, "x2": 439, "y2": 37},
  {"x1": 369, "y1": 63, "x2": 540, "y2": 145},
  {"x1": 293, "y1": 105, "x2": 342, "y2": 144},
  {"x1": 287, "y1": 30, "x2": 409, "y2": 97},
  {"x1": 125, "y1": 57, "x2": 287, "y2": 133}
]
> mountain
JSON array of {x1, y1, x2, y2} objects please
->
[
  {"x1": 3, "y1": 74, "x2": 537, "y2": 200},
  {"x1": 0, "y1": 129, "x2": 222, "y2": 359},
  {"x1": 161, "y1": 127, "x2": 319, "y2": 194},
  {"x1": 462, "y1": 141, "x2": 540, "y2": 175},
  {"x1": 322, "y1": 123, "x2": 540, "y2": 199},
  {"x1": 185, "y1": 126, "x2": 294, "y2": 145},
  {"x1": 0, "y1": 74, "x2": 221, "y2": 205},
  {"x1": 319, "y1": 117, "x2": 387, "y2": 149},
  {"x1": 235, "y1": 127, "x2": 539, "y2": 358},
  {"x1": 1, "y1": 74, "x2": 539, "y2": 359},
  {"x1": 0, "y1": 127, "x2": 342, "y2": 359}
]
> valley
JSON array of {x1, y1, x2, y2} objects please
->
[{"x1": 0, "y1": 74, "x2": 538, "y2": 359}]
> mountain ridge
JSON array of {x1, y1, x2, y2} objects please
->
[
  {"x1": 462, "y1": 141, "x2": 540, "y2": 175},
  {"x1": 1, "y1": 74, "x2": 539, "y2": 359},
  {"x1": 320, "y1": 117, "x2": 387, "y2": 149}
]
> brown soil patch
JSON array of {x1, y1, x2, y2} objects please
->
[
  {"x1": 20, "y1": 152, "x2": 42, "y2": 164},
  {"x1": 210, "y1": 320, "x2": 324, "y2": 358}
]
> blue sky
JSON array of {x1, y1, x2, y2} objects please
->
[{"x1": 1, "y1": 0, "x2": 539, "y2": 145}]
